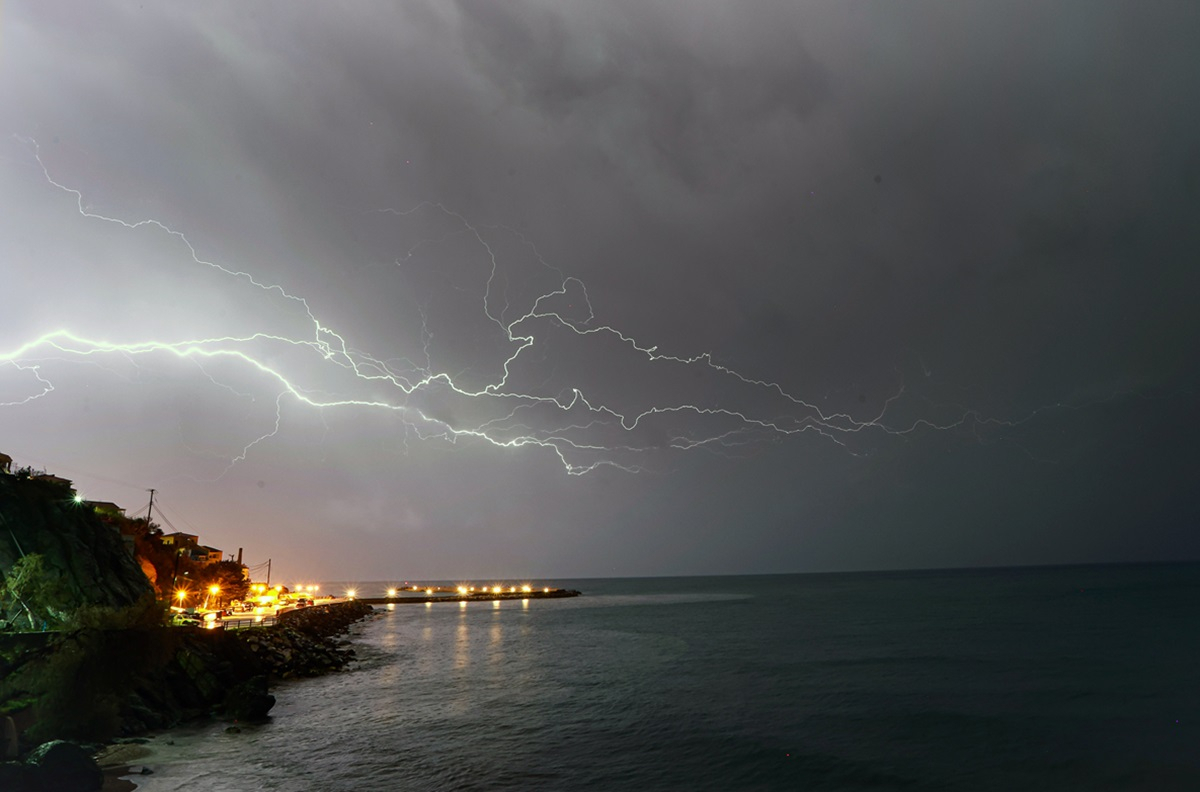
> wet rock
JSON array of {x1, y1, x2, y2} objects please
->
[
  {"x1": 224, "y1": 675, "x2": 275, "y2": 722},
  {"x1": 25, "y1": 740, "x2": 103, "y2": 792}
]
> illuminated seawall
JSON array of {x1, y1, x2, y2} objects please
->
[{"x1": 358, "y1": 588, "x2": 580, "y2": 605}]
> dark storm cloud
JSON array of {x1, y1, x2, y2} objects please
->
[
  {"x1": 2, "y1": 1, "x2": 1198, "y2": 577},
  {"x1": 453, "y1": 0, "x2": 829, "y2": 194}
]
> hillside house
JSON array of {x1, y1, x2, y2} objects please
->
[
  {"x1": 0, "y1": 453, "x2": 11, "y2": 474},
  {"x1": 84, "y1": 500, "x2": 126, "y2": 516},
  {"x1": 191, "y1": 545, "x2": 224, "y2": 565},
  {"x1": 160, "y1": 531, "x2": 199, "y2": 548},
  {"x1": 32, "y1": 473, "x2": 73, "y2": 490}
]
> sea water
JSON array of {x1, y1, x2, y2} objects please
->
[{"x1": 123, "y1": 564, "x2": 1200, "y2": 791}]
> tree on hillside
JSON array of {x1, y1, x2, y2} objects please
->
[{"x1": 192, "y1": 561, "x2": 250, "y2": 606}]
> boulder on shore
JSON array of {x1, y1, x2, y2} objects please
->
[
  {"x1": 24, "y1": 740, "x2": 103, "y2": 791},
  {"x1": 224, "y1": 674, "x2": 276, "y2": 722}
]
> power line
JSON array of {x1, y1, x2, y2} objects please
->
[
  {"x1": 153, "y1": 499, "x2": 207, "y2": 536},
  {"x1": 151, "y1": 504, "x2": 179, "y2": 534}
]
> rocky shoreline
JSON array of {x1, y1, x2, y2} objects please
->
[
  {"x1": 120, "y1": 600, "x2": 378, "y2": 734},
  {"x1": 0, "y1": 600, "x2": 377, "y2": 791}
]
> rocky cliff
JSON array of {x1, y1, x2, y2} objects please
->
[{"x1": 0, "y1": 474, "x2": 153, "y2": 619}]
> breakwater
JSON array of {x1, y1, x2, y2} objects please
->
[
  {"x1": 241, "y1": 600, "x2": 375, "y2": 681},
  {"x1": 358, "y1": 588, "x2": 581, "y2": 605}
]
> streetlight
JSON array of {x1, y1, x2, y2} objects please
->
[
  {"x1": 206, "y1": 584, "x2": 220, "y2": 610},
  {"x1": 175, "y1": 590, "x2": 187, "y2": 608}
]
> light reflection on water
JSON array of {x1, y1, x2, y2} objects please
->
[
  {"x1": 453, "y1": 619, "x2": 469, "y2": 670},
  {"x1": 123, "y1": 587, "x2": 744, "y2": 791},
  {"x1": 120, "y1": 571, "x2": 1200, "y2": 791}
]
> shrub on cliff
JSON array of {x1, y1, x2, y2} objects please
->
[
  {"x1": 2, "y1": 594, "x2": 176, "y2": 744},
  {"x1": 0, "y1": 554, "x2": 72, "y2": 631}
]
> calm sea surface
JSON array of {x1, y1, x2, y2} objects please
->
[{"x1": 126, "y1": 565, "x2": 1200, "y2": 791}]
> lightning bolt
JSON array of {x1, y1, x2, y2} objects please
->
[
  {"x1": 1, "y1": 362, "x2": 54, "y2": 407},
  {"x1": 1, "y1": 136, "x2": 1061, "y2": 476}
]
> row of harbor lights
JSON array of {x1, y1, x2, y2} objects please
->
[{"x1": 381, "y1": 584, "x2": 550, "y2": 597}]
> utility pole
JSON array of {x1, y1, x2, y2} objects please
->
[
  {"x1": 145, "y1": 488, "x2": 156, "y2": 526},
  {"x1": 266, "y1": 558, "x2": 271, "y2": 587}
]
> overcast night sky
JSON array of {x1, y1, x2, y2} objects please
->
[{"x1": 1, "y1": 2, "x2": 1198, "y2": 582}]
